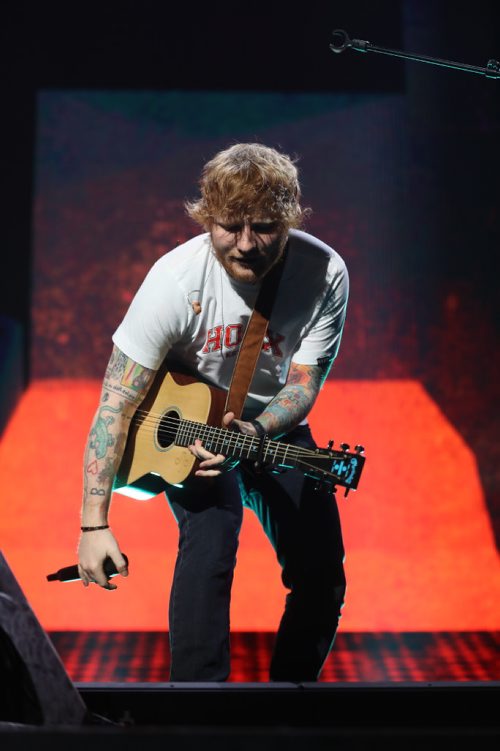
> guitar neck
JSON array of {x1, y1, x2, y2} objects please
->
[{"x1": 175, "y1": 419, "x2": 297, "y2": 467}]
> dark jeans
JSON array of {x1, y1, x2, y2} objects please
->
[{"x1": 166, "y1": 424, "x2": 346, "y2": 682}]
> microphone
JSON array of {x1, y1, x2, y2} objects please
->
[
  {"x1": 329, "y1": 29, "x2": 370, "y2": 54},
  {"x1": 47, "y1": 554, "x2": 129, "y2": 583}
]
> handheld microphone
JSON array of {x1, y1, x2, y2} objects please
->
[{"x1": 47, "y1": 554, "x2": 129, "y2": 582}]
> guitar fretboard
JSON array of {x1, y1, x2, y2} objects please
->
[{"x1": 174, "y1": 418, "x2": 300, "y2": 467}]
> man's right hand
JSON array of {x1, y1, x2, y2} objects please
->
[{"x1": 77, "y1": 528, "x2": 128, "y2": 590}]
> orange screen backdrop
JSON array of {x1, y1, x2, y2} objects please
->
[{"x1": 1, "y1": 90, "x2": 498, "y2": 633}]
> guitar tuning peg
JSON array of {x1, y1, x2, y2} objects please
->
[
  {"x1": 354, "y1": 445, "x2": 365, "y2": 454},
  {"x1": 340, "y1": 442, "x2": 350, "y2": 452},
  {"x1": 328, "y1": 439, "x2": 334, "y2": 449}
]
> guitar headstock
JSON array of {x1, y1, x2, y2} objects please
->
[{"x1": 297, "y1": 440, "x2": 366, "y2": 496}]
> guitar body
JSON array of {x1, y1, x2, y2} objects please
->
[{"x1": 114, "y1": 365, "x2": 227, "y2": 496}]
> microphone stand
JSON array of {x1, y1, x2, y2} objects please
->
[{"x1": 329, "y1": 29, "x2": 500, "y2": 79}]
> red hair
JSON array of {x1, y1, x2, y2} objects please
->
[{"x1": 185, "y1": 143, "x2": 309, "y2": 229}]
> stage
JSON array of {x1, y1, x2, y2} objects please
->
[{"x1": 1, "y1": 681, "x2": 499, "y2": 750}]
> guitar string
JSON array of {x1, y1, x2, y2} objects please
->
[
  {"x1": 129, "y1": 408, "x2": 353, "y2": 462},
  {"x1": 130, "y1": 412, "x2": 311, "y2": 462},
  {"x1": 129, "y1": 408, "x2": 318, "y2": 459},
  {"x1": 122, "y1": 408, "x2": 356, "y2": 481},
  {"x1": 125, "y1": 416, "x2": 347, "y2": 483}
]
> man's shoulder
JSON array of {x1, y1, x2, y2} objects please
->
[
  {"x1": 155, "y1": 232, "x2": 211, "y2": 270},
  {"x1": 148, "y1": 233, "x2": 214, "y2": 290},
  {"x1": 288, "y1": 229, "x2": 346, "y2": 275}
]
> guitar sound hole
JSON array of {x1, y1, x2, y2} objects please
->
[{"x1": 157, "y1": 410, "x2": 179, "y2": 449}]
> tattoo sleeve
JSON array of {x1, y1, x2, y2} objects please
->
[
  {"x1": 256, "y1": 362, "x2": 326, "y2": 439},
  {"x1": 81, "y1": 346, "x2": 156, "y2": 521}
]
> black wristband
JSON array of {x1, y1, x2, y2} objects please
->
[
  {"x1": 81, "y1": 525, "x2": 110, "y2": 532},
  {"x1": 251, "y1": 420, "x2": 267, "y2": 472},
  {"x1": 251, "y1": 419, "x2": 266, "y2": 438}
]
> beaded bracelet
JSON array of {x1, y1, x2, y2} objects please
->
[{"x1": 80, "y1": 524, "x2": 110, "y2": 532}]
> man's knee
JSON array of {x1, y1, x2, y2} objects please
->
[{"x1": 285, "y1": 570, "x2": 346, "y2": 613}]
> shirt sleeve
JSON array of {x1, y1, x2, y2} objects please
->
[
  {"x1": 112, "y1": 258, "x2": 192, "y2": 370},
  {"x1": 291, "y1": 259, "x2": 349, "y2": 366}
]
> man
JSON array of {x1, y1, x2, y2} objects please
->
[{"x1": 77, "y1": 142, "x2": 349, "y2": 682}]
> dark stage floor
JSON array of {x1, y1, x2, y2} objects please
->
[
  {"x1": 2, "y1": 681, "x2": 500, "y2": 750},
  {"x1": 2, "y1": 632, "x2": 499, "y2": 749}
]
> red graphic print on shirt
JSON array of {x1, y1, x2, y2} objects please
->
[{"x1": 202, "y1": 325, "x2": 284, "y2": 357}]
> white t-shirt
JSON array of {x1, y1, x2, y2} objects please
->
[{"x1": 112, "y1": 229, "x2": 348, "y2": 419}]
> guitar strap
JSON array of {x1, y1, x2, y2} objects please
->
[{"x1": 223, "y1": 242, "x2": 288, "y2": 421}]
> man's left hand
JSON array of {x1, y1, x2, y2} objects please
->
[{"x1": 188, "y1": 411, "x2": 258, "y2": 477}]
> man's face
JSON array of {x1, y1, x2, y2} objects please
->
[{"x1": 210, "y1": 218, "x2": 288, "y2": 284}]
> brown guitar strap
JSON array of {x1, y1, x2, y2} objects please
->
[{"x1": 224, "y1": 244, "x2": 288, "y2": 421}]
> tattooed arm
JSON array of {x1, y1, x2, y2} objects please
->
[
  {"x1": 77, "y1": 345, "x2": 156, "y2": 589},
  {"x1": 254, "y1": 360, "x2": 332, "y2": 438},
  {"x1": 193, "y1": 360, "x2": 332, "y2": 477}
]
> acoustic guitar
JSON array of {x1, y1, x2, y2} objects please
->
[{"x1": 114, "y1": 366, "x2": 365, "y2": 500}]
